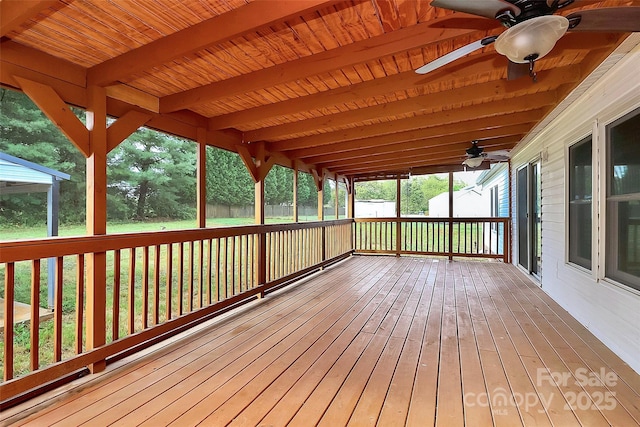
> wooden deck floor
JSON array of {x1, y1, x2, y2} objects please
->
[{"x1": 3, "y1": 256, "x2": 640, "y2": 426}]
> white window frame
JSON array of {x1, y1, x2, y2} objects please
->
[
  {"x1": 566, "y1": 135, "x2": 593, "y2": 271},
  {"x1": 596, "y1": 106, "x2": 640, "y2": 294}
]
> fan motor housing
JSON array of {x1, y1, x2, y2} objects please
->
[{"x1": 499, "y1": 0, "x2": 574, "y2": 26}]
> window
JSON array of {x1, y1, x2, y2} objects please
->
[
  {"x1": 606, "y1": 108, "x2": 640, "y2": 290},
  {"x1": 568, "y1": 136, "x2": 592, "y2": 270},
  {"x1": 490, "y1": 186, "x2": 499, "y2": 230}
]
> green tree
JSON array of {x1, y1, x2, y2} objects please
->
[
  {"x1": 107, "y1": 128, "x2": 196, "y2": 220},
  {"x1": 0, "y1": 88, "x2": 86, "y2": 227},
  {"x1": 354, "y1": 180, "x2": 397, "y2": 201},
  {"x1": 297, "y1": 172, "x2": 318, "y2": 207},
  {"x1": 206, "y1": 147, "x2": 254, "y2": 206}
]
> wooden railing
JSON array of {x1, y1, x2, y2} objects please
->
[
  {"x1": 0, "y1": 217, "x2": 508, "y2": 404},
  {"x1": 0, "y1": 219, "x2": 352, "y2": 403},
  {"x1": 354, "y1": 217, "x2": 510, "y2": 261}
]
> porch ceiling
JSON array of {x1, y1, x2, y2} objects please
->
[{"x1": 1, "y1": 0, "x2": 637, "y2": 181}]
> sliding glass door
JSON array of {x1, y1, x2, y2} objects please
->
[{"x1": 517, "y1": 161, "x2": 542, "y2": 279}]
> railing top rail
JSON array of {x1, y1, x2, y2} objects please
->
[
  {"x1": 354, "y1": 217, "x2": 511, "y2": 223},
  {"x1": 0, "y1": 219, "x2": 353, "y2": 263}
]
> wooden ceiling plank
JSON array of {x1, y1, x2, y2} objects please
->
[
  {"x1": 87, "y1": 0, "x2": 341, "y2": 87},
  {"x1": 311, "y1": 135, "x2": 521, "y2": 164},
  {"x1": 332, "y1": 152, "x2": 492, "y2": 174},
  {"x1": 321, "y1": 141, "x2": 516, "y2": 171},
  {"x1": 1, "y1": 0, "x2": 59, "y2": 37},
  {"x1": 268, "y1": 92, "x2": 555, "y2": 151},
  {"x1": 208, "y1": 52, "x2": 501, "y2": 130},
  {"x1": 160, "y1": 15, "x2": 497, "y2": 112},
  {"x1": 283, "y1": 107, "x2": 545, "y2": 158},
  {"x1": 207, "y1": 32, "x2": 616, "y2": 130},
  {"x1": 293, "y1": 123, "x2": 531, "y2": 160},
  {"x1": 253, "y1": 65, "x2": 577, "y2": 143}
]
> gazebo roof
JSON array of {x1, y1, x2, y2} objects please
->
[{"x1": 0, "y1": 152, "x2": 70, "y2": 195}]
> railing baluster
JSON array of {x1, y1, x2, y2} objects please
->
[
  {"x1": 231, "y1": 236, "x2": 236, "y2": 296},
  {"x1": 223, "y1": 238, "x2": 228, "y2": 299},
  {"x1": 142, "y1": 246, "x2": 149, "y2": 329},
  {"x1": 128, "y1": 247, "x2": 136, "y2": 334},
  {"x1": 31, "y1": 259, "x2": 40, "y2": 371},
  {"x1": 153, "y1": 245, "x2": 161, "y2": 324},
  {"x1": 188, "y1": 241, "x2": 194, "y2": 312},
  {"x1": 166, "y1": 243, "x2": 173, "y2": 320},
  {"x1": 76, "y1": 254, "x2": 84, "y2": 354},
  {"x1": 113, "y1": 250, "x2": 121, "y2": 341},
  {"x1": 178, "y1": 242, "x2": 184, "y2": 315},
  {"x1": 54, "y1": 257, "x2": 63, "y2": 362},
  {"x1": 215, "y1": 238, "x2": 220, "y2": 302},
  {"x1": 4, "y1": 262, "x2": 15, "y2": 381},
  {"x1": 198, "y1": 240, "x2": 204, "y2": 308},
  {"x1": 206, "y1": 239, "x2": 212, "y2": 305},
  {"x1": 239, "y1": 235, "x2": 244, "y2": 293}
]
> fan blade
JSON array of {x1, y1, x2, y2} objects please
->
[
  {"x1": 507, "y1": 60, "x2": 530, "y2": 80},
  {"x1": 567, "y1": 7, "x2": 640, "y2": 32},
  {"x1": 431, "y1": 0, "x2": 520, "y2": 19},
  {"x1": 485, "y1": 150, "x2": 511, "y2": 160},
  {"x1": 415, "y1": 36, "x2": 496, "y2": 75}
]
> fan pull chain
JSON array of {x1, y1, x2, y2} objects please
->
[{"x1": 529, "y1": 58, "x2": 538, "y2": 83}]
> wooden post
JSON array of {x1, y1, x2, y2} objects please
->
[
  {"x1": 255, "y1": 174, "x2": 266, "y2": 293},
  {"x1": 347, "y1": 177, "x2": 355, "y2": 253},
  {"x1": 347, "y1": 177, "x2": 355, "y2": 219},
  {"x1": 315, "y1": 172, "x2": 325, "y2": 263},
  {"x1": 448, "y1": 171, "x2": 454, "y2": 261},
  {"x1": 317, "y1": 180, "x2": 324, "y2": 221},
  {"x1": 334, "y1": 175, "x2": 339, "y2": 219},
  {"x1": 86, "y1": 86, "x2": 107, "y2": 373},
  {"x1": 396, "y1": 175, "x2": 402, "y2": 257},
  {"x1": 196, "y1": 127, "x2": 207, "y2": 228},
  {"x1": 293, "y1": 165, "x2": 299, "y2": 223}
]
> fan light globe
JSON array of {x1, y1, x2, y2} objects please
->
[
  {"x1": 495, "y1": 15, "x2": 569, "y2": 63},
  {"x1": 462, "y1": 157, "x2": 484, "y2": 168}
]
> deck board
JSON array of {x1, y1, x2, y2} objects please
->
[{"x1": 4, "y1": 256, "x2": 640, "y2": 427}]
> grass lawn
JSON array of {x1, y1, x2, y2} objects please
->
[
  {"x1": 0, "y1": 215, "x2": 321, "y2": 380},
  {"x1": 0, "y1": 215, "x2": 322, "y2": 241}
]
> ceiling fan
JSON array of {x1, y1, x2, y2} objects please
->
[
  {"x1": 416, "y1": 0, "x2": 640, "y2": 81},
  {"x1": 462, "y1": 141, "x2": 510, "y2": 168}
]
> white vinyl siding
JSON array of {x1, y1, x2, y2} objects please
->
[{"x1": 509, "y1": 41, "x2": 640, "y2": 374}]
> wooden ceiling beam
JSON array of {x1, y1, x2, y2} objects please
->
[
  {"x1": 311, "y1": 135, "x2": 521, "y2": 165},
  {"x1": 268, "y1": 92, "x2": 555, "y2": 152},
  {"x1": 298, "y1": 125, "x2": 530, "y2": 175},
  {"x1": 87, "y1": 0, "x2": 340, "y2": 87},
  {"x1": 160, "y1": 15, "x2": 497, "y2": 112},
  {"x1": 1, "y1": 0, "x2": 58, "y2": 37},
  {"x1": 208, "y1": 32, "x2": 616, "y2": 131},
  {"x1": 0, "y1": 40, "x2": 86, "y2": 87},
  {"x1": 323, "y1": 141, "x2": 516, "y2": 172},
  {"x1": 332, "y1": 152, "x2": 493, "y2": 175},
  {"x1": 255, "y1": 66, "x2": 577, "y2": 144},
  {"x1": 287, "y1": 110, "x2": 541, "y2": 159}
]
